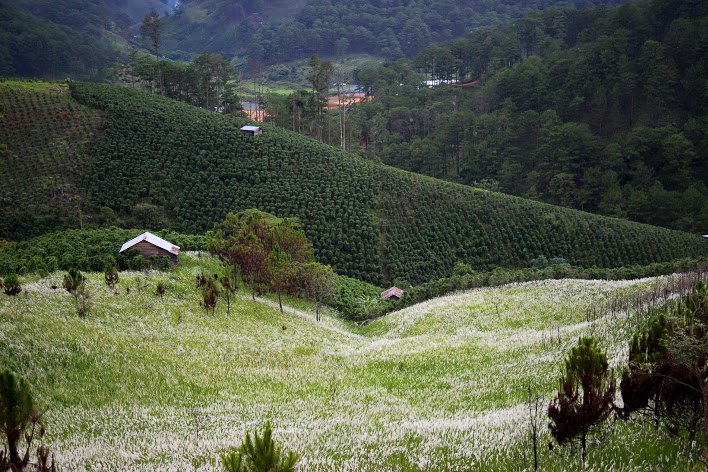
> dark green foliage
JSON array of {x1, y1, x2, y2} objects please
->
[
  {"x1": 620, "y1": 281, "x2": 708, "y2": 449},
  {"x1": 298, "y1": 262, "x2": 335, "y2": 321},
  {"x1": 59, "y1": 82, "x2": 707, "y2": 285},
  {"x1": 0, "y1": 228, "x2": 205, "y2": 276},
  {"x1": 202, "y1": 277, "x2": 219, "y2": 315},
  {"x1": 0, "y1": 369, "x2": 34, "y2": 468},
  {"x1": 328, "y1": 274, "x2": 389, "y2": 321},
  {"x1": 62, "y1": 268, "x2": 84, "y2": 294},
  {"x1": 209, "y1": 210, "x2": 315, "y2": 306},
  {"x1": 548, "y1": 337, "x2": 616, "y2": 464},
  {"x1": 0, "y1": 3, "x2": 119, "y2": 79},
  {"x1": 2, "y1": 274, "x2": 21, "y2": 296},
  {"x1": 221, "y1": 421, "x2": 299, "y2": 472},
  {"x1": 163, "y1": 0, "x2": 619, "y2": 63},
  {"x1": 0, "y1": 370, "x2": 55, "y2": 471},
  {"x1": 104, "y1": 264, "x2": 119, "y2": 289},
  {"x1": 352, "y1": 0, "x2": 708, "y2": 233}
]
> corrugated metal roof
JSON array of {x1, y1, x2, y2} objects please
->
[
  {"x1": 119, "y1": 232, "x2": 180, "y2": 255},
  {"x1": 240, "y1": 125, "x2": 261, "y2": 131},
  {"x1": 380, "y1": 286, "x2": 404, "y2": 300}
]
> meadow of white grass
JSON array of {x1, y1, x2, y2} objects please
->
[{"x1": 0, "y1": 255, "x2": 701, "y2": 470}]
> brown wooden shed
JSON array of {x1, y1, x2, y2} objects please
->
[{"x1": 119, "y1": 232, "x2": 180, "y2": 265}]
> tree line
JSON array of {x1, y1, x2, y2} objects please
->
[{"x1": 339, "y1": 0, "x2": 707, "y2": 233}]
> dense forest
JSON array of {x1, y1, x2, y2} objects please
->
[
  {"x1": 0, "y1": 3, "x2": 120, "y2": 79},
  {"x1": 0, "y1": 0, "x2": 171, "y2": 79},
  {"x1": 341, "y1": 0, "x2": 708, "y2": 233},
  {"x1": 2, "y1": 81, "x2": 705, "y2": 285},
  {"x1": 163, "y1": 0, "x2": 623, "y2": 62}
]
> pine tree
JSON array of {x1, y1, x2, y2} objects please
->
[
  {"x1": 548, "y1": 337, "x2": 615, "y2": 466},
  {"x1": 0, "y1": 370, "x2": 54, "y2": 471},
  {"x1": 221, "y1": 422, "x2": 299, "y2": 472},
  {"x1": 2, "y1": 275, "x2": 21, "y2": 296}
]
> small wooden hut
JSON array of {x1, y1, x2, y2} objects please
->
[
  {"x1": 119, "y1": 232, "x2": 180, "y2": 265},
  {"x1": 380, "y1": 286, "x2": 404, "y2": 301}
]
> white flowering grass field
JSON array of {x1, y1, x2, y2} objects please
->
[{"x1": 0, "y1": 255, "x2": 701, "y2": 470}]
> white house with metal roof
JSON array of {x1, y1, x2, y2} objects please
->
[{"x1": 119, "y1": 232, "x2": 180, "y2": 265}]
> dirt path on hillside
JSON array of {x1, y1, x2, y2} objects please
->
[{"x1": 237, "y1": 294, "x2": 364, "y2": 340}]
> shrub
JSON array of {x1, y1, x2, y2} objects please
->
[
  {"x1": 2, "y1": 275, "x2": 21, "y2": 296},
  {"x1": 220, "y1": 422, "x2": 299, "y2": 472}
]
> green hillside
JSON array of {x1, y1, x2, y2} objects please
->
[
  {"x1": 348, "y1": 0, "x2": 708, "y2": 233},
  {"x1": 0, "y1": 258, "x2": 701, "y2": 469},
  {"x1": 1, "y1": 81, "x2": 706, "y2": 284}
]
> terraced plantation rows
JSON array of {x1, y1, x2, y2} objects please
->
[
  {"x1": 0, "y1": 81, "x2": 103, "y2": 239},
  {"x1": 4, "y1": 81, "x2": 707, "y2": 284}
]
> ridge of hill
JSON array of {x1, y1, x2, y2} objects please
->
[
  {"x1": 1, "y1": 81, "x2": 706, "y2": 285},
  {"x1": 163, "y1": 0, "x2": 624, "y2": 62},
  {"x1": 0, "y1": 0, "x2": 624, "y2": 78},
  {"x1": 0, "y1": 257, "x2": 701, "y2": 469}
]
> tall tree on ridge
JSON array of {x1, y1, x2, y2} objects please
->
[{"x1": 141, "y1": 10, "x2": 164, "y2": 95}]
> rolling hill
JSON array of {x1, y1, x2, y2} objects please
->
[
  {"x1": 1, "y1": 81, "x2": 706, "y2": 285},
  {"x1": 0, "y1": 256, "x2": 701, "y2": 469}
]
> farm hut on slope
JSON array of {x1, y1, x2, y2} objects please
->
[
  {"x1": 119, "y1": 232, "x2": 180, "y2": 265},
  {"x1": 381, "y1": 286, "x2": 404, "y2": 301},
  {"x1": 240, "y1": 125, "x2": 263, "y2": 136}
]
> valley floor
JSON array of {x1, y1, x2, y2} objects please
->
[{"x1": 0, "y1": 254, "x2": 701, "y2": 470}]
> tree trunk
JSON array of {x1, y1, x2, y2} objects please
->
[
  {"x1": 251, "y1": 283, "x2": 256, "y2": 302},
  {"x1": 278, "y1": 289, "x2": 283, "y2": 313},
  {"x1": 702, "y1": 382, "x2": 708, "y2": 459},
  {"x1": 581, "y1": 431, "x2": 587, "y2": 469}
]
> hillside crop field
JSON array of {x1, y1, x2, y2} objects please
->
[
  {"x1": 3, "y1": 81, "x2": 706, "y2": 286},
  {"x1": 0, "y1": 254, "x2": 701, "y2": 470}
]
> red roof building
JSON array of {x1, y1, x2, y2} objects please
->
[{"x1": 380, "y1": 286, "x2": 404, "y2": 301}]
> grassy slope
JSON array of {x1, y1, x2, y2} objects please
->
[
  {"x1": 2, "y1": 81, "x2": 707, "y2": 285},
  {"x1": 0, "y1": 255, "x2": 702, "y2": 470}
]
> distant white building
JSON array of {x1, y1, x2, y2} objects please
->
[{"x1": 240, "y1": 125, "x2": 263, "y2": 136}]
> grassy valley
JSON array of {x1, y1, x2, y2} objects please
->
[{"x1": 1, "y1": 255, "x2": 703, "y2": 470}]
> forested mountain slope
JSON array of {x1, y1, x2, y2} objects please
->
[
  {"x1": 2, "y1": 81, "x2": 705, "y2": 284},
  {"x1": 163, "y1": 0, "x2": 623, "y2": 62},
  {"x1": 0, "y1": 3, "x2": 121, "y2": 79},
  {"x1": 0, "y1": 0, "x2": 171, "y2": 79},
  {"x1": 351, "y1": 0, "x2": 708, "y2": 233}
]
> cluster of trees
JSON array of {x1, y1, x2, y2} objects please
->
[
  {"x1": 118, "y1": 51, "x2": 242, "y2": 112},
  {"x1": 263, "y1": 56, "x2": 361, "y2": 150},
  {"x1": 0, "y1": 228, "x2": 205, "y2": 276},
  {"x1": 208, "y1": 210, "x2": 334, "y2": 316},
  {"x1": 112, "y1": 11, "x2": 242, "y2": 112},
  {"x1": 349, "y1": 0, "x2": 708, "y2": 232},
  {"x1": 619, "y1": 280, "x2": 708, "y2": 454},
  {"x1": 546, "y1": 279, "x2": 708, "y2": 467},
  {"x1": 163, "y1": 0, "x2": 620, "y2": 64}
]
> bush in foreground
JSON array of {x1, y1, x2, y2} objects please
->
[{"x1": 221, "y1": 422, "x2": 299, "y2": 472}]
